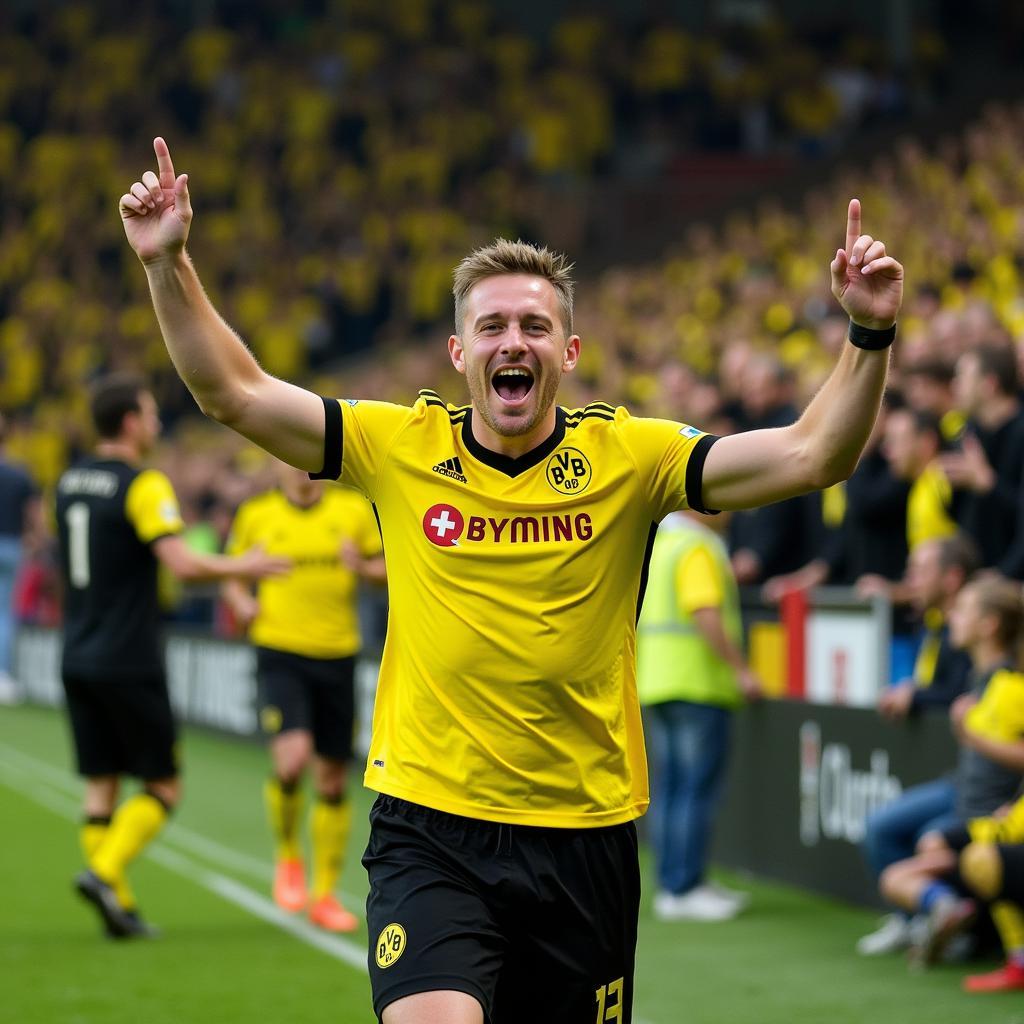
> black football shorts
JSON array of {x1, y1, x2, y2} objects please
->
[
  {"x1": 363, "y1": 794, "x2": 641, "y2": 1023},
  {"x1": 255, "y1": 647, "x2": 356, "y2": 761},
  {"x1": 62, "y1": 670, "x2": 178, "y2": 780}
]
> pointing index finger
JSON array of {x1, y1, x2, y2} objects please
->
[
  {"x1": 845, "y1": 198, "x2": 861, "y2": 256},
  {"x1": 154, "y1": 137, "x2": 176, "y2": 190}
]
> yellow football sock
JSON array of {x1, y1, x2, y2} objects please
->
[
  {"x1": 311, "y1": 796, "x2": 352, "y2": 899},
  {"x1": 80, "y1": 817, "x2": 109, "y2": 865},
  {"x1": 993, "y1": 901, "x2": 1024, "y2": 955},
  {"x1": 81, "y1": 816, "x2": 137, "y2": 910},
  {"x1": 264, "y1": 777, "x2": 304, "y2": 862},
  {"x1": 91, "y1": 793, "x2": 168, "y2": 888}
]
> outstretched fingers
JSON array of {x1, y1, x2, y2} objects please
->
[
  {"x1": 154, "y1": 136, "x2": 176, "y2": 190},
  {"x1": 845, "y1": 198, "x2": 862, "y2": 256}
]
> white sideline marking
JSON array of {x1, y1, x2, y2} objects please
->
[
  {"x1": 0, "y1": 741, "x2": 360, "y2": 898},
  {"x1": 0, "y1": 756, "x2": 368, "y2": 973}
]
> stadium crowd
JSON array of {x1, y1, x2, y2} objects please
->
[
  {"x1": 0, "y1": 0, "x2": 956, "y2": 494},
  {"x1": 12, "y1": 96, "x2": 1024, "y2": 633}
]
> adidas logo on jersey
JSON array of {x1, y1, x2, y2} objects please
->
[{"x1": 432, "y1": 457, "x2": 468, "y2": 483}]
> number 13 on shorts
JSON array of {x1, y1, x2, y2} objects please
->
[{"x1": 595, "y1": 977, "x2": 623, "y2": 1022}]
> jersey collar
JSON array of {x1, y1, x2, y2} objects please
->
[{"x1": 460, "y1": 407, "x2": 567, "y2": 478}]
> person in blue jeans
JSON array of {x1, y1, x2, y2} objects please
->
[
  {"x1": 0, "y1": 412, "x2": 38, "y2": 703},
  {"x1": 638, "y1": 510, "x2": 761, "y2": 921},
  {"x1": 858, "y1": 572, "x2": 1024, "y2": 955}
]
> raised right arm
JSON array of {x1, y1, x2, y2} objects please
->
[{"x1": 120, "y1": 138, "x2": 326, "y2": 471}]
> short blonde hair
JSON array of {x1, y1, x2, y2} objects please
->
[{"x1": 452, "y1": 238, "x2": 575, "y2": 336}]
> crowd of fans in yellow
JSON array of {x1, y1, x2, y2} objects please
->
[{"x1": 0, "y1": 0, "x2": 958, "y2": 503}]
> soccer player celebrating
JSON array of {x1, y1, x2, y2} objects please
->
[
  {"x1": 120, "y1": 139, "x2": 902, "y2": 1021},
  {"x1": 58, "y1": 374, "x2": 287, "y2": 938},
  {"x1": 222, "y1": 459, "x2": 384, "y2": 932}
]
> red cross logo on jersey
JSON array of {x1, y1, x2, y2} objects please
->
[{"x1": 422, "y1": 503, "x2": 465, "y2": 547}]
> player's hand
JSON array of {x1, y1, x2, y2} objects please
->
[
  {"x1": 340, "y1": 539, "x2": 362, "y2": 573},
  {"x1": 830, "y1": 199, "x2": 904, "y2": 331},
  {"x1": 233, "y1": 546, "x2": 291, "y2": 582},
  {"x1": 231, "y1": 593, "x2": 260, "y2": 630},
  {"x1": 119, "y1": 137, "x2": 192, "y2": 264}
]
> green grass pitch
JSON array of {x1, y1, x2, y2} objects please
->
[{"x1": 0, "y1": 703, "x2": 1012, "y2": 1024}]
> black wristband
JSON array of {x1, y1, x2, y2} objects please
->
[{"x1": 848, "y1": 320, "x2": 896, "y2": 350}]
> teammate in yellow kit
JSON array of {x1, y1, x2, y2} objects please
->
[
  {"x1": 223, "y1": 460, "x2": 383, "y2": 932},
  {"x1": 121, "y1": 137, "x2": 901, "y2": 1023}
]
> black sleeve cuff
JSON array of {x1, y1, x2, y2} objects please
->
[
  {"x1": 309, "y1": 396, "x2": 342, "y2": 481},
  {"x1": 686, "y1": 434, "x2": 721, "y2": 515}
]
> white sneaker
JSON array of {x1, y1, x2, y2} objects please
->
[
  {"x1": 856, "y1": 914, "x2": 912, "y2": 955},
  {"x1": 706, "y1": 880, "x2": 752, "y2": 910},
  {"x1": 654, "y1": 885, "x2": 741, "y2": 922}
]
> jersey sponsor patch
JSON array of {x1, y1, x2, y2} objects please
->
[
  {"x1": 545, "y1": 447, "x2": 592, "y2": 494},
  {"x1": 422, "y1": 503, "x2": 465, "y2": 547},
  {"x1": 679, "y1": 425, "x2": 702, "y2": 438},
  {"x1": 343, "y1": 399, "x2": 360, "y2": 407},
  {"x1": 421, "y1": 503, "x2": 595, "y2": 546},
  {"x1": 375, "y1": 923, "x2": 407, "y2": 969}
]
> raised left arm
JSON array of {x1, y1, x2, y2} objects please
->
[{"x1": 702, "y1": 199, "x2": 903, "y2": 511}]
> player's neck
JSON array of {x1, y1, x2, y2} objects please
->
[
  {"x1": 95, "y1": 440, "x2": 143, "y2": 465},
  {"x1": 470, "y1": 405, "x2": 558, "y2": 459},
  {"x1": 281, "y1": 488, "x2": 321, "y2": 509}
]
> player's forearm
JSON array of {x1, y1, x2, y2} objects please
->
[
  {"x1": 143, "y1": 251, "x2": 264, "y2": 423},
  {"x1": 791, "y1": 340, "x2": 889, "y2": 487},
  {"x1": 174, "y1": 550, "x2": 251, "y2": 584}
]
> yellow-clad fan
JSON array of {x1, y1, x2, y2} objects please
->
[
  {"x1": 875, "y1": 576, "x2": 1024, "y2": 987},
  {"x1": 222, "y1": 460, "x2": 383, "y2": 933}
]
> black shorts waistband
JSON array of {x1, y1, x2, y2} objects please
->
[{"x1": 370, "y1": 793, "x2": 634, "y2": 842}]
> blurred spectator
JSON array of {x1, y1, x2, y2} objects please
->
[
  {"x1": 638, "y1": 509, "x2": 760, "y2": 923},
  {"x1": 874, "y1": 535, "x2": 976, "y2": 722},
  {"x1": 941, "y1": 345, "x2": 1024, "y2": 575},
  {"x1": 0, "y1": 411, "x2": 38, "y2": 701},
  {"x1": 858, "y1": 572, "x2": 1024, "y2": 957},
  {"x1": 882, "y1": 407, "x2": 960, "y2": 552},
  {"x1": 901, "y1": 357, "x2": 964, "y2": 445}
]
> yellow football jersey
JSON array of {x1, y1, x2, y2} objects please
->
[
  {"x1": 314, "y1": 390, "x2": 715, "y2": 827},
  {"x1": 965, "y1": 668, "x2": 1024, "y2": 745},
  {"x1": 226, "y1": 486, "x2": 382, "y2": 659}
]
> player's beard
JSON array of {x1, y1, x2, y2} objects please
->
[{"x1": 466, "y1": 366, "x2": 562, "y2": 440}]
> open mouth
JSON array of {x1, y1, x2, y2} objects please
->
[{"x1": 491, "y1": 366, "x2": 535, "y2": 405}]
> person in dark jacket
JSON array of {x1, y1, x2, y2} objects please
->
[{"x1": 942, "y1": 344, "x2": 1024, "y2": 575}]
